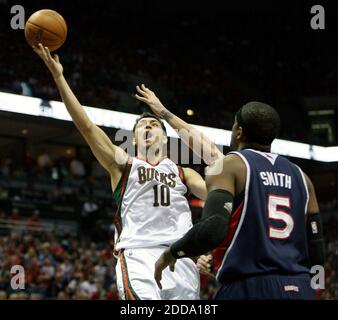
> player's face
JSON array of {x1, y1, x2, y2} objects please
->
[{"x1": 134, "y1": 118, "x2": 167, "y2": 150}]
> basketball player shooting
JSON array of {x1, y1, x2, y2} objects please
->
[
  {"x1": 155, "y1": 102, "x2": 325, "y2": 300},
  {"x1": 32, "y1": 44, "x2": 218, "y2": 300}
]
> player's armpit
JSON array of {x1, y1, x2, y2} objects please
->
[
  {"x1": 82, "y1": 124, "x2": 129, "y2": 188},
  {"x1": 182, "y1": 167, "x2": 207, "y2": 200}
]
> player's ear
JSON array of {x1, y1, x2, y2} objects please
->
[
  {"x1": 132, "y1": 137, "x2": 136, "y2": 146},
  {"x1": 237, "y1": 126, "x2": 244, "y2": 142},
  {"x1": 162, "y1": 135, "x2": 168, "y2": 145}
]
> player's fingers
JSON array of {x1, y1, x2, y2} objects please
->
[
  {"x1": 201, "y1": 260, "x2": 211, "y2": 269},
  {"x1": 33, "y1": 43, "x2": 42, "y2": 55},
  {"x1": 136, "y1": 85, "x2": 147, "y2": 96},
  {"x1": 154, "y1": 268, "x2": 162, "y2": 289},
  {"x1": 44, "y1": 46, "x2": 53, "y2": 61},
  {"x1": 32, "y1": 46, "x2": 41, "y2": 56},
  {"x1": 135, "y1": 94, "x2": 147, "y2": 102},
  {"x1": 38, "y1": 43, "x2": 48, "y2": 60},
  {"x1": 54, "y1": 54, "x2": 60, "y2": 63},
  {"x1": 141, "y1": 83, "x2": 153, "y2": 94},
  {"x1": 169, "y1": 262, "x2": 175, "y2": 272}
]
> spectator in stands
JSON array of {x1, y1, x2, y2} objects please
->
[
  {"x1": 70, "y1": 156, "x2": 86, "y2": 178},
  {"x1": 106, "y1": 283, "x2": 120, "y2": 300},
  {"x1": 26, "y1": 209, "x2": 42, "y2": 230},
  {"x1": 37, "y1": 149, "x2": 53, "y2": 176},
  {"x1": 8, "y1": 207, "x2": 21, "y2": 221},
  {"x1": 0, "y1": 156, "x2": 13, "y2": 177},
  {"x1": 80, "y1": 197, "x2": 99, "y2": 236}
]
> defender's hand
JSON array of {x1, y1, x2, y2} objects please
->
[
  {"x1": 33, "y1": 43, "x2": 63, "y2": 80},
  {"x1": 154, "y1": 248, "x2": 177, "y2": 289},
  {"x1": 135, "y1": 84, "x2": 166, "y2": 117}
]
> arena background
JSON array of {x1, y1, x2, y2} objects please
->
[{"x1": 0, "y1": 0, "x2": 337, "y2": 300}]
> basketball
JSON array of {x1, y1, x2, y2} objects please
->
[{"x1": 24, "y1": 9, "x2": 67, "y2": 52}]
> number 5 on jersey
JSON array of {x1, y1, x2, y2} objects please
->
[{"x1": 268, "y1": 194, "x2": 294, "y2": 239}]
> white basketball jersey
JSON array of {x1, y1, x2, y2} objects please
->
[{"x1": 113, "y1": 157, "x2": 193, "y2": 251}]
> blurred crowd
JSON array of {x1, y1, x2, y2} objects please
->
[
  {"x1": 0, "y1": 231, "x2": 120, "y2": 300},
  {"x1": 0, "y1": 214, "x2": 337, "y2": 300}
]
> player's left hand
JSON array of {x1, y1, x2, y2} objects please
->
[
  {"x1": 154, "y1": 248, "x2": 177, "y2": 289},
  {"x1": 135, "y1": 84, "x2": 166, "y2": 117}
]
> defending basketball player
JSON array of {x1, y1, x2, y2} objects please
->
[
  {"x1": 155, "y1": 102, "x2": 325, "y2": 299},
  {"x1": 32, "y1": 44, "x2": 218, "y2": 300}
]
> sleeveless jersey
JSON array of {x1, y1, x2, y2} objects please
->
[
  {"x1": 213, "y1": 149, "x2": 311, "y2": 283},
  {"x1": 113, "y1": 157, "x2": 192, "y2": 251}
]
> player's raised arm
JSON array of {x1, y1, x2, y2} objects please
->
[
  {"x1": 33, "y1": 44, "x2": 128, "y2": 188},
  {"x1": 135, "y1": 84, "x2": 223, "y2": 165}
]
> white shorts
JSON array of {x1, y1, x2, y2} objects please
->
[{"x1": 115, "y1": 247, "x2": 200, "y2": 300}]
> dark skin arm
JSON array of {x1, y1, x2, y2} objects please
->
[{"x1": 303, "y1": 172, "x2": 320, "y2": 215}]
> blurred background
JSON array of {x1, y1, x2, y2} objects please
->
[{"x1": 0, "y1": 0, "x2": 337, "y2": 300}]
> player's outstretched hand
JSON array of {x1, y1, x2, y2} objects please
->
[
  {"x1": 196, "y1": 254, "x2": 215, "y2": 279},
  {"x1": 135, "y1": 84, "x2": 166, "y2": 117},
  {"x1": 33, "y1": 43, "x2": 63, "y2": 80},
  {"x1": 154, "y1": 248, "x2": 177, "y2": 289}
]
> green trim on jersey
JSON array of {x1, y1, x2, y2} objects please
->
[
  {"x1": 113, "y1": 158, "x2": 132, "y2": 236},
  {"x1": 121, "y1": 252, "x2": 141, "y2": 300}
]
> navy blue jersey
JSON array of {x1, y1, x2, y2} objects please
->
[{"x1": 214, "y1": 149, "x2": 311, "y2": 284}]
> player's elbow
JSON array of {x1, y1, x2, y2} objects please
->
[{"x1": 78, "y1": 121, "x2": 94, "y2": 134}]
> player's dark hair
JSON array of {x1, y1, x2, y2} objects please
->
[
  {"x1": 235, "y1": 101, "x2": 280, "y2": 145},
  {"x1": 133, "y1": 112, "x2": 167, "y2": 135}
]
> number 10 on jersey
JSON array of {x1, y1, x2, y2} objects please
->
[{"x1": 153, "y1": 185, "x2": 170, "y2": 207}]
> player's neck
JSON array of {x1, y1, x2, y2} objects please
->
[
  {"x1": 137, "y1": 149, "x2": 166, "y2": 166},
  {"x1": 239, "y1": 143, "x2": 271, "y2": 153}
]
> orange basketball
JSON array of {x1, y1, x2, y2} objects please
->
[{"x1": 25, "y1": 9, "x2": 67, "y2": 52}]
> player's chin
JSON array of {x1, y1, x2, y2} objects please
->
[{"x1": 144, "y1": 139, "x2": 156, "y2": 148}]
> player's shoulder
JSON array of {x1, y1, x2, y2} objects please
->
[{"x1": 205, "y1": 153, "x2": 245, "y2": 177}]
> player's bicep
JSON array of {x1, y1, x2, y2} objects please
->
[
  {"x1": 205, "y1": 156, "x2": 236, "y2": 196},
  {"x1": 83, "y1": 124, "x2": 128, "y2": 173},
  {"x1": 304, "y1": 172, "x2": 320, "y2": 215},
  {"x1": 182, "y1": 167, "x2": 207, "y2": 200}
]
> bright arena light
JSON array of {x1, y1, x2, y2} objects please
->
[{"x1": 0, "y1": 91, "x2": 337, "y2": 162}]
